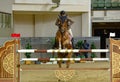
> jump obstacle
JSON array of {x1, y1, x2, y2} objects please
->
[
  {"x1": 18, "y1": 49, "x2": 109, "y2": 53},
  {"x1": 19, "y1": 49, "x2": 109, "y2": 62},
  {"x1": 17, "y1": 38, "x2": 120, "y2": 82},
  {"x1": 21, "y1": 58, "x2": 109, "y2": 61},
  {"x1": 0, "y1": 38, "x2": 120, "y2": 82},
  {"x1": 18, "y1": 49, "x2": 109, "y2": 62},
  {"x1": 18, "y1": 48, "x2": 108, "y2": 61}
]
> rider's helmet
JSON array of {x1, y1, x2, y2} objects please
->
[{"x1": 60, "y1": 10, "x2": 66, "y2": 16}]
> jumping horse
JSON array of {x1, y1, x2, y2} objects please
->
[{"x1": 55, "y1": 18, "x2": 73, "y2": 68}]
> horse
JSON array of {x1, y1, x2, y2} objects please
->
[{"x1": 55, "y1": 19, "x2": 73, "y2": 68}]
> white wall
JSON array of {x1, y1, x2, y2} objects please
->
[
  {"x1": 35, "y1": 13, "x2": 57, "y2": 37},
  {"x1": 82, "y1": 13, "x2": 91, "y2": 37},
  {"x1": 71, "y1": 14, "x2": 82, "y2": 37},
  {"x1": 14, "y1": 0, "x2": 89, "y2": 5},
  {"x1": 0, "y1": 28, "x2": 13, "y2": 37},
  {"x1": 106, "y1": 10, "x2": 120, "y2": 17},
  {"x1": 92, "y1": 10, "x2": 120, "y2": 22},
  {"x1": 93, "y1": 11, "x2": 105, "y2": 17},
  {"x1": 13, "y1": 0, "x2": 90, "y2": 12},
  {"x1": 0, "y1": 0, "x2": 14, "y2": 13},
  {"x1": 0, "y1": 0, "x2": 14, "y2": 37},
  {"x1": 35, "y1": 13, "x2": 82, "y2": 37},
  {"x1": 93, "y1": 10, "x2": 120, "y2": 17},
  {"x1": 13, "y1": 0, "x2": 91, "y2": 37},
  {"x1": 14, "y1": 13, "x2": 82, "y2": 37},
  {"x1": 14, "y1": 14, "x2": 34, "y2": 37}
]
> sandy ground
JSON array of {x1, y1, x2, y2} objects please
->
[{"x1": 20, "y1": 61, "x2": 110, "y2": 82}]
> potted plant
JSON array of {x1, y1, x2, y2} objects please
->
[
  {"x1": 75, "y1": 40, "x2": 85, "y2": 58},
  {"x1": 90, "y1": 42, "x2": 97, "y2": 58},
  {"x1": 75, "y1": 40, "x2": 86, "y2": 63},
  {"x1": 24, "y1": 43, "x2": 32, "y2": 65},
  {"x1": 75, "y1": 40, "x2": 83, "y2": 49}
]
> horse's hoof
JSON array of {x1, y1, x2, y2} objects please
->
[{"x1": 66, "y1": 66, "x2": 69, "y2": 68}]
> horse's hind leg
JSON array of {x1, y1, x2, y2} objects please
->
[
  {"x1": 66, "y1": 60, "x2": 70, "y2": 68},
  {"x1": 57, "y1": 60, "x2": 62, "y2": 68}
]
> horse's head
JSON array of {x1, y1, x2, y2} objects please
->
[{"x1": 59, "y1": 21, "x2": 68, "y2": 33}]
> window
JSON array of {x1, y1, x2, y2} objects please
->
[{"x1": 0, "y1": 12, "x2": 11, "y2": 28}]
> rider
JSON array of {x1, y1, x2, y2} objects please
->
[{"x1": 55, "y1": 10, "x2": 74, "y2": 48}]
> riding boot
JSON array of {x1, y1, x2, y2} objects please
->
[{"x1": 71, "y1": 38, "x2": 74, "y2": 48}]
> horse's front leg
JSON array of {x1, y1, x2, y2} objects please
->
[
  {"x1": 57, "y1": 53, "x2": 62, "y2": 68},
  {"x1": 66, "y1": 53, "x2": 72, "y2": 68},
  {"x1": 59, "y1": 40, "x2": 62, "y2": 49}
]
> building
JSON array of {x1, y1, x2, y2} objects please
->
[
  {"x1": 91, "y1": 0, "x2": 120, "y2": 57},
  {"x1": 0, "y1": 0, "x2": 91, "y2": 37},
  {"x1": 13, "y1": 0, "x2": 91, "y2": 37},
  {"x1": 0, "y1": 0, "x2": 13, "y2": 37}
]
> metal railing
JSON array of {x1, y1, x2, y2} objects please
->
[{"x1": 91, "y1": 0, "x2": 120, "y2": 10}]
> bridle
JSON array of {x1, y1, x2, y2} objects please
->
[{"x1": 58, "y1": 20, "x2": 68, "y2": 35}]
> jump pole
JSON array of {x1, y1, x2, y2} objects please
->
[
  {"x1": 21, "y1": 58, "x2": 109, "y2": 61},
  {"x1": 19, "y1": 49, "x2": 109, "y2": 61},
  {"x1": 18, "y1": 49, "x2": 109, "y2": 53}
]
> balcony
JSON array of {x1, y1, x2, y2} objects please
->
[
  {"x1": 92, "y1": 16, "x2": 120, "y2": 22},
  {"x1": 91, "y1": 0, "x2": 120, "y2": 10}
]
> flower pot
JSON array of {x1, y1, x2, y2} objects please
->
[
  {"x1": 25, "y1": 60, "x2": 32, "y2": 65},
  {"x1": 70, "y1": 60, "x2": 75, "y2": 64},
  {"x1": 80, "y1": 60, "x2": 86, "y2": 63}
]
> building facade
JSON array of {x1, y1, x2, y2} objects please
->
[
  {"x1": 92, "y1": 0, "x2": 120, "y2": 57},
  {"x1": 13, "y1": 0, "x2": 91, "y2": 37}
]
